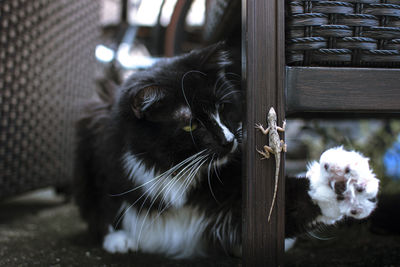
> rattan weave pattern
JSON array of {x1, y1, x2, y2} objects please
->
[
  {"x1": 0, "y1": 0, "x2": 99, "y2": 198},
  {"x1": 286, "y1": 0, "x2": 400, "y2": 66}
]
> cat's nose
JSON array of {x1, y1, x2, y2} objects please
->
[
  {"x1": 221, "y1": 139, "x2": 234, "y2": 149},
  {"x1": 220, "y1": 138, "x2": 238, "y2": 154}
]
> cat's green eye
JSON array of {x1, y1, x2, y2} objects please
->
[
  {"x1": 182, "y1": 123, "x2": 198, "y2": 132},
  {"x1": 219, "y1": 103, "x2": 225, "y2": 111}
]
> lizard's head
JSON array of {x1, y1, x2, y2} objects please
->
[{"x1": 268, "y1": 107, "x2": 277, "y2": 121}]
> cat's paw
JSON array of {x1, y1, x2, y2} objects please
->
[
  {"x1": 307, "y1": 147, "x2": 379, "y2": 225},
  {"x1": 103, "y1": 230, "x2": 137, "y2": 253}
]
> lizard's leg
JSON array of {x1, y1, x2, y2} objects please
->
[
  {"x1": 281, "y1": 140, "x2": 287, "y2": 152},
  {"x1": 257, "y1": 147, "x2": 270, "y2": 159},
  {"x1": 255, "y1": 123, "x2": 269, "y2": 135},
  {"x1": 277, "y1": 120, "x2": 286, "y2": 132},
  {"x1": 264, "y1": 145, "x2": 273, "y2": 154}
]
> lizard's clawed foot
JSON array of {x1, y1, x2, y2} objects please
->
[
  {"x1": 255, "y1": 123, "x2": 269, "y2": 135},
  {"x1": 256, "y1": 148, "x2": 270, "y2": 159}
]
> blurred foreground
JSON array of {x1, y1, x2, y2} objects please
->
[{"x1": 1, "y1": 188, "x2": 399, "y2": 267}]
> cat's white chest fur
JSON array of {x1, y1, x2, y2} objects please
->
[{"x1": 121, "y1": 152, "x2": 193, "y2": 208}]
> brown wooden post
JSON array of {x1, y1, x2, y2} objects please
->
[{"x1": 242, "y1": 0, "x2": 286, "y2": 266}]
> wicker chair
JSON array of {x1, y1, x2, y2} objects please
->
[
  {"x1": 0, "y1": 0, "x2": 99, "y2": 199},
  {"x1": 286, "y1": 0, "x2": 400, "y2": 67}
]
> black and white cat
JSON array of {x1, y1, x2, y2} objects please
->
[{"x1": 74, "y1": 43, "x2": 379, "y2": 259}]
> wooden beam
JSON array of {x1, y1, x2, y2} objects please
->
[
  {"x1": 286, "y1": 67, "x2": 400, "y2": 117},
  {"x1": 242, "y1": 0, "x2": 285, "y2": 266}
]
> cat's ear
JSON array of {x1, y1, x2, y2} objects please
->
[
  {"x1": 195, "y1": 42, "x2": 232, "y2": 73},
  {"x1": 131, "y1": 86, "x2": 165, "y2": 119}
]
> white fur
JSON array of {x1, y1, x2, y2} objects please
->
[
  {"x1": 103, "y1": 228, "x2": 136, "y2": 253},
  {"x1": 173, "y1": 106, "x2": 192, "y2": 120},
  {"x1": 237, "y1": 122, "x2": 242, "y2": 132},
  {"x1": 142, "y1": 91, "x2": 164, "y2": 110},
  {"x1": 215, "y1": 156, "x2": 229, "y2": 167},
  {"x1": 231, "y1": 139, "x2": 238, "y2": 153},
  {"x1": 122, "y1": 152, "x2": 188, "y2": 208},
  {"x1": 210, "y1": 117, "x2": 240, "y2": 168},
  {"x1": 285, "y1": 238, "x2": 297, "y2": 251},
  {"x1": 307, "y1": 160, "x2": 343, "y2": 224},
  {"x1": 307, "y1": 147, "x2": 379, "y2": 225},
  {"x1": 212, "y1": 112, "x2": 234, "y2": 142},
  {"x1": 103, "y1": 206, "x2": 209, "y2": 259},
  {"x1": 211, "y1": 211, "x2": 237, "y2": 247}
]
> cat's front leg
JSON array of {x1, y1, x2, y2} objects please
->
[{"x1": 307, "y1": 147, "x2": 379, "y2": 225}]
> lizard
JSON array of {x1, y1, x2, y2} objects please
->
[{"x1": 255, "y1": 107, "x2": 287, "y2": 222}]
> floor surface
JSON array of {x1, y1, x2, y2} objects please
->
[{"x1": 1, "y1": 189, "x2": 399, "y2": 267}]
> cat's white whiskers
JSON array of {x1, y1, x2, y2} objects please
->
[
  {"x1": 115, "y1": 150, "x2": 206, "y2": 197},
  {"x1": 208, "y1": 154, "x2": 215, "y2": 179},
  {"x1": 189, "y1": 117, "x2": 198, "y2": 147},
  {"x1": 224, "y1": 72, "x2": 241, "y2": 79},
  {"x1": 207, "y1": 154, "x2": 220, "y2": 203},
  {"x1": 156, "y1": 154, "x2": 208, "y2": 215},
  {"x1": 116, "y1": 155, "x2": 192, "y2": 225},
  {"x1": 156, "y1": 172, "x2": 184, "y2": 212},
  {"x1": 114, "y1": 155, "x2": 194, "y2": 227},
  {"x1": 113, "y1": 166, "x2": 185, "y2": 227},
  {"x1": 153, "y1": 156, "x2": 210, "y2": 224},
  {"x1": 136, "y1": 154, "x2": 210, "y2": 247},
  {"x1": 216, "y1": 81, "x2": 236, "y2": 94},
  {"x1": 213, "y1": 158, "x2": 223, "y2": 184},
  {"x1": 110, "y1": 174, "x2": 162, "y2": 197},
  {"x1": 140, "y1": 167, "x2": 189, "y2": 226},
  {"x1": 219, "y1": 90, "x2": 241, "y2": 101},
  {"x1": 158, "y1": 152, "x2": 209, "y2": 209},
  {"x1": 126, "y1": 150, "x2": 208, "y2": 234},
  {"x1": 181, "y1": 70, "x2": 206, "y2": 147},
  {"x1": 215, "y1": 79, "x2": 232, "y2": 95},
  {"x1": 134, "y1": 149, "x2": 208, "y2": 249},
  {"x1": 163, "y1": 156, "x2": 208, "y2": 212},
  {"x1": 213, "y1": 73, "x2": 233, "y2": 94},
  {"x1": 306, "y1": 230, "x2": 334, "y2": 241},
  {"x1": 181, "y1": 70, "x2": 206, "y2": 110},
  {"x1": 138, "y1": 150, "x2": 207, "y2": 205},
  {"x1": 131, "y1": 157, "x2": 210, "y2": 255},
  {"x1": 180, "y1": 155, "x2": 209, "y2": 195},
  {"x1": 235, "y1": 123, "x2": 243, "y2": 143},
  {"x1": 114, "y1": 177, "x2": 163, "y2": 228}
]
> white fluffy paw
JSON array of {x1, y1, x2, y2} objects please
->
[
  {"x1": 307, "y1": 147, "x2": 379, "y2": 225},
  {"x1": 103, "y1": 230, "x2": 137, "y2": 254}
]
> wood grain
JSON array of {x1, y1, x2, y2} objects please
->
[
  {"x1": 286, "y1": 67, "x2": 400, "y2": 117},
  {"x1": 242, "y1": 0, "x2": 286, "y2": 266}
]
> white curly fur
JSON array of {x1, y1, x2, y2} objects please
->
[{"x1": 307, "y1": 147, "x2": 379, "y2": 225}]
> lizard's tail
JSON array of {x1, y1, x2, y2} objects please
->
[{"x1": 267, "y1": 157, "x2": 280, "y2": 222}]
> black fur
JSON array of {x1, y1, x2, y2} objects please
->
[
  {"x1": 285, "y1": 176, "x2": 321, "y2": 238},
  {"x1": 74, "y1": 43, "x2": 325, "y2": 257}
]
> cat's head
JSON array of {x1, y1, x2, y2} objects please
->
[{"x1": 115, "y1": 42, "x2": 242, "y2": 170}]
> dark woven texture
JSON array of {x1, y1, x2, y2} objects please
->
[
  {"x1": 0, "y1": 0, "x2": 99, "y2": 199},
  {"x1": 286, "y1": 0, "x2": 400, "y2": 66}
]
